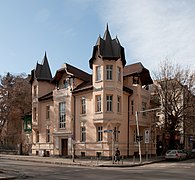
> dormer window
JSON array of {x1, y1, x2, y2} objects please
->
[
  {"x1": 133, "y1": 75, "x2": 139, "y2": 84},
  {"x1": 96, "y1": 66, "x2": 101, "y2": 81},
  {"x1": 63, "y1": 79, "x2": 69, "y2": 89}
]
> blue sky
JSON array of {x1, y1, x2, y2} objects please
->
[{"x1": 0, "y1": 0, "x2": 195, "y2": 76}]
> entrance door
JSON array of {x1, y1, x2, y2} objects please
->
[{"x1": 61, "y1": 139, "x2": 68, "y2": 156}]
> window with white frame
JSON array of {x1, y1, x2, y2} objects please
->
[
  {"x1": 106, "y1": 65, "x2": 113, "y2": 80},
  {"x1": 117, "y1": 96, "x2": 121, "y2": 113},
  {"x1": 117, "y1": 66, "x2": 121, "y2": 82},
  {"x1": 97, "y1": 126, "x2": 103, "y2": 141},
  {"x1": 106, "y1": 95, "x2": 113, "y2": 112},
  {"x1": 96, "y1": 66, "x2": 101, "y2": 81},
  {"x1": 59, "y1": 102, "x2": 66, "y2": 128},
  {"x1": 81, "y1": 97, "x2": 86, "y2": 114},
  {"x1": 81, "y1": 126, "x2": 86, "y2": 142},
  {"x1": 96, "y1": 95, "x2": 101, "y2": 112},
  {"x1": 46, "y1": 105, "x2": 50, "y2": 119}
]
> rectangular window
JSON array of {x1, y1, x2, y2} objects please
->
[
  {"x1": 59, "y1": 102, "x2": 66, "y2": 128},
  {"x1": 46, "y1": 129, "x2": 50, "y2": 142},
  {"x1": 96, "y1": 66, "x2": 101, "y2": 81},
  {"x1": 96, "y1": 95, "x2": 101, "y2": 112},
  {"x1": 134, "y1": 130, "x2": 137, "y2": 143},
  {"x1": 133, "y1": 76, "x2": 139, "y2": 84},
  {"x1": 142, "y1": 102, "x2": 147, "y2": 116},
  {"x1": 117, "y1": 66, "x2": 121, "y2": 82},
  {"x1": 106, "y1": 95, "x2": 113, "y2": 112},
  {"x1": 131, "y1": 100, "x2": 134, "y2": 115},
  {"x1": 97, "y1": 126, "x2": 103, "y2": 142},
  {"x1": 46, "y1": 105, "x2": 50, "y2": 119},
  {"x1": 117, "y1": 96, "x2": 121, "y2": 113},
  {"x1": 81, "y1": 97, "x2": 86, "y2": 114},
  {"x1": 106, "y1": 65, "x2": 113, "y2": 80},
  {"x1": 34, "y1": 85, "x2": 37, "y2": 97},
  {"x1": 114, "y1": 127, "x2": 119, "y2": 142},
  {"x1": 81, "y1": 126, "x2": 86, "y2": 142},
  {"x1": 63, "y1": 79, "x2": 69, "y2": 88},
  {"x1": 36, "y1": 131, "x2": 39, "y2": 143},
  {"x1": 33, "y1": 107, "x2": 37, "y2": 121}
]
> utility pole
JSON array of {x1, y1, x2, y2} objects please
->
[
  {"x1": 135, "y1": 111, "x2": 142, "y2": 164},
  {"x1": 135, "y1": 107, "x2": 162, "y2": 164}
]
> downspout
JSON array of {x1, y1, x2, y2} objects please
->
[
  {"x1": 127, "y1": 94, "x2": 132, "y2": 157},
  {"x1": 73, "y1": 95, "x2": 76, "y2": 140}
]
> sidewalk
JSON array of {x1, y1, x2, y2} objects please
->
[{"x1": 0, "y1": 154, "x2": 165, "y2": 179}]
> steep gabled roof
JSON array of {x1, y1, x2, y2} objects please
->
[
  {"x1": 72, "y1": 78, "x2": 93, "y2": 94},
  {"x1": 124, "y1": 62, "x2": 153, "y2": 85},
  {"x1": 38, "y1": 91, "x2": 53, "y2": 101},
  {"x1": 30, "y1": 52, "x2": 52, "y2": 83},
  {"x1": 89, "y1": 25, "x2": 126, "y2": 69},
  {"x1": 53, "y1": 63, "x2": 91, "y2": 82}
]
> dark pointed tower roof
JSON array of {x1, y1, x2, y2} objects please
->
[
  {"x1": 30, "y1": 52, "x2": 52, "y2": 83},
  {"x1": 89, "y1": 25, "x2": 126, "y2": 69}
]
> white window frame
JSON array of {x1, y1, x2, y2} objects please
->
[
  {"x1": 96, "y1": 95, "x2": 101, "y2": 112},
  {"x1": 106, "y1": 65, "x2": 113, "y2": 80},
  {"x1": 81, "y1": 97, "x2": 86, "y2": 114},
  {"x1": 96, "y1": 66, "x2": 101, "y2": 81},
  {"x1": 106, "y1": 95, "x2": 113, "y2": 112},
  {"x1": 117, "y1": 96, "x2": 121, "y2": 113},
  {"x1": 81, "y1": 126, "x2": 86, "y2": 142},
  {"x1": 117, "y1": 66, "x2": 121, "y2": 82},
  {"x1": 59, "y1": 102, "x2": 66, "y2": 128},
  {"x1": 97, "y1": 126, "x2": 103, "y2": 142}
]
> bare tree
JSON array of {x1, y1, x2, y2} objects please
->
[
  {"x1": 0, "y1": 73, "x2": 31, "y2": 146},
  {"x1": 153, "y1": 60, "x2": 195, "y2": 151}
]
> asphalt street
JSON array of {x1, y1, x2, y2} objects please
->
[{"x1": 1, "y1": 158, "x2": 195, "y2": 180}]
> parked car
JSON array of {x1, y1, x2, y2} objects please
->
[
  {"x1": 191, "y1": 149, "x2": 195, "y2": 157},
  {"x1": 182, "y1": 149, "x2": 192, "y2": 159},
  {"x1": 165, "y1": 150, "x2": 187, "y2": 161}
]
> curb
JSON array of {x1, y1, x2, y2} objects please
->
[{"x1": 0, "y1": 155, "x2": 165, "y2": 168}]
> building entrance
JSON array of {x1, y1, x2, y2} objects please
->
[{"x1": 61, "y1": 139, "x2": 68, "y2": 156}]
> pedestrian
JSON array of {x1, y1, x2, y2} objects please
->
[{"x1": 115, "y1": 147, "x2": 120, "y2": 163}]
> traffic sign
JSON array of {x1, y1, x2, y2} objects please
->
[{"x1": 104, "y1": 130, "x2": 113, "y2": 133}]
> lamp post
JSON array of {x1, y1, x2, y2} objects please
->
[
  {"x1": 135, "y1": 107, "x2": 162, "y2": 164},
  {"x1": 135, "y1": 111, "x2": 142, "y2": 163}
]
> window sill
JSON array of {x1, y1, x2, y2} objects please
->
[
  {"x1": 95, "y1": 80, "x2": 102, "y2": 83},
  {"x1": 95, "y1": 111, "x2": 102, "y2": 114}
]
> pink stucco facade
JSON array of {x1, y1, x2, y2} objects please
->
[{"x1": 31, "y1": 27, "x2": 154, "y2": 158}]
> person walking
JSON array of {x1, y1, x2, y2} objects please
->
[{"x1": 115, "y1": 147, "x2": 120, "y2": 164}]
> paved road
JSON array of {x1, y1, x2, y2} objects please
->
[{"x1": 1, "y1": 158, "x2": 195, "y2": 179}]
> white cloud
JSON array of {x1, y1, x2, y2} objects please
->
[{"x1": 99, "y1": 0, "x2": 195, "y2": 71}]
